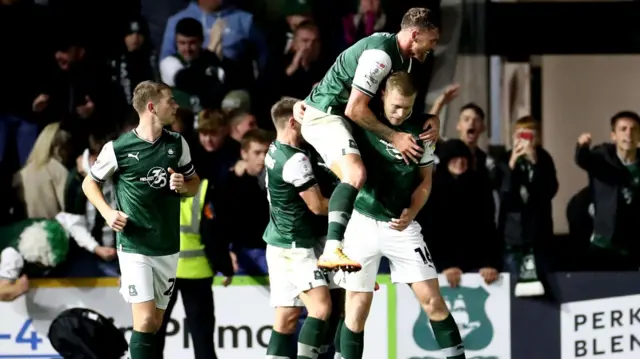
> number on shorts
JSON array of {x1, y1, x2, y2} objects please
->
[
  {"x1": 414, "y1": 246, "x2": 433, "y2": 265},
  {"x1": 163, "y1": 278, "x2": 176, "y2": 296}
]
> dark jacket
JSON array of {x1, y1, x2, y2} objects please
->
[
  {"x1": 498, "y1": 147, "x2": 558, "y2": 246},
  {"x1": 200, "y1": 181, "x2": 234, "y2": 276},
  {"x1": 420, "y1": 165, "x2": 501, "y2": 272},
  {"x1": 575, "y1": 143, "x2": 640, "y2": 253},
  {"x1": 213, "y1": 171, "x2": 270, "y2": 250}
]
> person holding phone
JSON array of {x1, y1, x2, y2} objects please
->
[{"x1": 498, "y1": 116, "x2": 558, "y2": 297}]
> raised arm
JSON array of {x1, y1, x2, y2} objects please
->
[{"x1": 346, "y1": 49, "x2": 395, "y2": 142}]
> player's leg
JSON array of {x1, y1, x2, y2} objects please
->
[
  {"x1": 301, "y1": 106, "x2": 364, "y2": 271},
  {"x1": 266, "y1": 245, "x2": 302, "y2": 359},
  {"x1": 118, "y1": 252, "x2": 161, "y2": 359},
  {"x1": 154, "y1": 282, "x2": 179, "y2": 359},
  {"x1": 313, "y1": 238, "x2": 345, "y2": 359},
  {"x1": 383, "y1": 223, "x2": 466, "y2": 359},
  {"x1": 323, "y1": 287, "x2": 344, "y2": 359},
  {"x1": 294, "y1": 248, "x2": 332, "y2": 359},
  {"x1": 269, "y1": 306, "x2": 303, "y2": 358},
  {"x1": 150, "y1": 254, "x2": 179, "y2": 322},
  {"x1": 335, "y1": 212, "x2": 381, "y2": 359}
]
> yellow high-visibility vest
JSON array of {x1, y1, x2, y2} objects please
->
[{"x1": 177, "y1": 179, "x2": 214, "y2": 279}]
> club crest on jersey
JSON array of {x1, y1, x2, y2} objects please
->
[
  {"x1": 378, "y1": 139, "x2": 403, "y2": 161},
  {"x1": 139, "y1": 166, "x2": 168, "y2": 189},
  {"x1": 167, "y1": 148, "x2": 176, "y2": 157}
]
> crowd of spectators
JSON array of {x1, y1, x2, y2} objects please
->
[{"x1": 0, "y1": 0, "x2": 638, "y2": 297}]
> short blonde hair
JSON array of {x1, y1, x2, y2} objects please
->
[
  {"x1": 400, "y1": 8, "x2": 439, "y2": 30},
  {"x1": 385, "y1": 71, "x2": 416, "y2": 97},
  {"x1": 131, "y1": 81, "x2": 171, "y2": 114}
]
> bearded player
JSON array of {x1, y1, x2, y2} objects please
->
[
  {"x1": 337, "y1": 72, "x2": 467, "y2": 359},
  {"x1": 294, "y1": 8, "x2": 441, "y2": 271},
  {"x1": 82, "y1": 81, "x2": 200, "y2": 359},
  {"x1": 263, "y1": 98, "x2": 344, "y2": 359}
]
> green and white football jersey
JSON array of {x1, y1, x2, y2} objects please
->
[
  {"x1": 263, "y1": 141, "x2": 326, "y2": 249},
  {"x1": 90, "y1": 129, "x2": 195, "y2": 256},
  {"x1": 305, "y1": 32, "x2": 412, "y2": 115}
]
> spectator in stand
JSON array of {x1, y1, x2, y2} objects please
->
[
  {"x1": 190, "y1": 109, "x2": 238, "y2": 184},
  {"x1": 12, "y1": 122, "x2": 72, "y2": 220},
  {"x1": 575, "y1": 111, "x2": 640, "y2": 271},
  {"x1": 64, "y1": 130, "x2": 118, "y2": 276},
  {"x1": 160, "y1": 18, "x2": 227, "y2": 111},
  {"x1": 221, "y1": 89, "x2": 251, "y2": 114},
  {"x1": 497, "y1": 116, "x2": 558, "y2": 297},
  {"x1": 161, "y1": 0, "x2": 268, "y2": 89},
  {"x1": 108, "y1": 18, "x2": 158, "y2": 121},
  {"x1": 214, "y1": 129, "x2": 272, "y2": 275},
  {"x1": 226, "y1": 108, "x2": 258, "y2": 153},
  {"x1": 279, "y1": 21, "x2": 327, "y2": 100},
  {"x1": 430, "y1": 85, "x2": 497, "y2": 186},
  {"x1": 34, "y1": 36, "x2": 108, "y2": 159},
  {"x1": 281, "y1": 0, "x2": 314, "y2": 54},
  {"x1": 341, "y1": 0, "x2": 388, "y2": 48},
  {"x1": 421, "y1": 139, "x2": 500, "y2": 288}
]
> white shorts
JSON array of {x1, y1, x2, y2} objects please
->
[
  {"x1": 118, "y1": 251, "x2": 179, "y2": 310},
  {"x1": 301, "y1": 105, "x2": 361, "y2": 168},
  {"x1": 267, "y1": 239, "x2": 338, "y2": 307},
  {"x1": 337, "y1": 211, "x2": 437, "y2": 292}
]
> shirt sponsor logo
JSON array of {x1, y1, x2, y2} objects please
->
[{"x1": 139, "y1": 166, "x2": 168, "y2": 188}]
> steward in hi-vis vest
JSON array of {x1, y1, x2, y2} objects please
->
[{"x1": 156, "y1": 178, "x2": 234, "y2": 359}]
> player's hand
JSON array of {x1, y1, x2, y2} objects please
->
[
  {"x1": 479, "y1": 267, "x2": 499, "y2": 284},
  {"x1": 167, "y1": 168, "x2": 186, "y2": 193},
  {"x1": 391, "y1": 132, "x2": 423, "y2": 164},
  {"x1": 578, "y1": 133, "x2": 592, "y2": 147},
  {"x1": 32, "y1": 94, "x2": 49, "y2": 112},
  {"x1": 293, "y1": 101, "x2": 306, "y2": 123},
  {"x1": 222, "y1": 276, "x2": 233, "y2": 287},
  {"x1": 95, "y1": 246, "x2": 117, "y2": 261},
  {"x1": 508, "y1": 141, "x2": 527, "y2": 169},
  {"x1": 389, "y1": 208, "x2": 415, "y2": 231},
  {"x1": 419, "y1": 117, "x2": 440, "y2": 142},
  {"x1": 105, "y1": 210, "x2": 128, "y2": 232},
  {"x1": 443, "y1": 267, "x2": 463, "y2": 288}
]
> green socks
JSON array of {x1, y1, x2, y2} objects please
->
[
  {"x1": 267, "y1": 331, "x2": 295, "y2": 359},
  {"x1": 429, "y1": 314, "x2": 466, "y2": 359},
  {"x1": 339, "y1": 323, "x2": 364, "y2": 359},
  {"x1": 129, "y1": 330, "x2": 155, "y2": 359},
  {"x1": 327, "y1": 183, "x2": 359, "y2": 241},
  {"x1": 298, "y1": 316, "x2": 327, "y2": 359}
]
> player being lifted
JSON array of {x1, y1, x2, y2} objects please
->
[
  {"x1": 337, "y1": 72, "x2": 466, "y2": 359},
  {"x1": 82, "y1": 81, "x2": 200, "y2": 359},
  {"x1": 263, "y1": 98, "x2": 344, "y2": 359},
  {"x1": 295, "y1": 8, "x2": 441, "y2": 271}
]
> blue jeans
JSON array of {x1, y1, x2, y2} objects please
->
[
  {"x1": 0, "y1": 115, "x2": 39, "y2": 166},
  {"x1": 234, "y1": 247, "x2": 268, "y2": 275}
]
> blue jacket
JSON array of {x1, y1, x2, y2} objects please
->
[{"x1": 161, "y1": 2, "x2": 267, "y2": 70}]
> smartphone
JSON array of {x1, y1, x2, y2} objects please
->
[{"x1": 518, "y1": 131, "x2": 534, "y2": 141}]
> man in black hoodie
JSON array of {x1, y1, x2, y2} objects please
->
[{"x1": 575, "y1": 111, "x2": 640, "y2": 271}]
